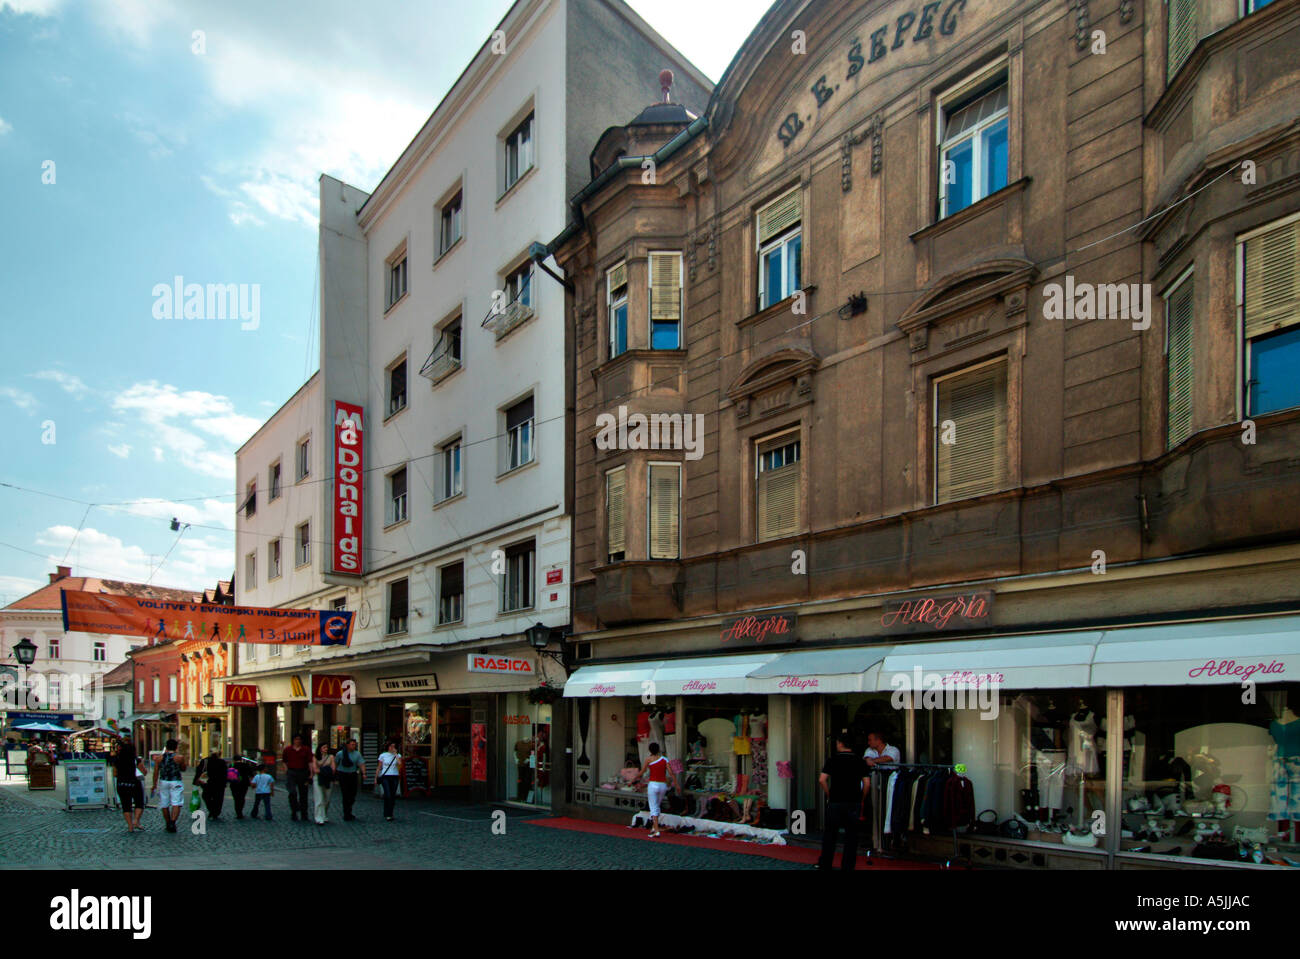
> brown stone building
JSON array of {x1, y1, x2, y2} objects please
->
[{"x1": 545, "y1": 0, "x2": 1300, "y2": 869}]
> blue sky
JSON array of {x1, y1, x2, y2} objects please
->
[{"x1": 0, "y1": 0, "x2": 760, "y2": 602}]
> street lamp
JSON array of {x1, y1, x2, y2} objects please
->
[
  {"x1": 525, "y1": 622, "x2": 569, "y2": 673},
  {"x1": 202, "y1": 692, "x2": 214, "y2": 707},
  {"x1": 13, "y1": 638, "x2": 37, "y2": 666}
]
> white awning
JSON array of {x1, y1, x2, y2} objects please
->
[
  {"x1": 652, "y1": 654, "x2": 781, "y2": 695},
  {"x1": 746, "y1": 647, "x2": 892, "y2": 694},
  {"x1": 1091, "y1": 617, "x2": 1300, "y2": 687},
  {"x1": 563, "y1": 661, "x2": 663, "y2": 698},
  {"x1": 876, "y1": 632, "x2": 1104, "y2": 691}
]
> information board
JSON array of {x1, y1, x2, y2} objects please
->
[
  {"x1": 64, "y1": 759, "x2": 110, "y2": 810},
  {"x1": 361, "y1": 731, "x2": 379, "y2": 785}
]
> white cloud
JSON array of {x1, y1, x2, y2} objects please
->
[
  {"x1": 107, "y1": 443, "x2": 131, "y2": 458},
  {"x1": 103, "y1": 496, "x2": 234, "y2": 531},
  {"x1": 0, "y1": 116, "x2": 12, "y2": 136},
  {"x1": 33, "y1": 524, "x2": 231, "y2": 591},
  {"x1": 0, "y1": 574, "x2": 45, "y2": 605},
  {"x1": 0, "y1": 0, "x2": 66, "y2": 16},
  {"x1": 111, "y1": 380, "x2": 259, "y2": 478},
  {"x1": 0, "y1": 386, "x2": 38, "y2": 412},
  {"x1": 33, "y1": 369, "x2": 90, "y2": 398}
]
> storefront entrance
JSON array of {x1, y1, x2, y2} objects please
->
[{"x1": 503, "y1": 693, "x2": 551, "y2": 806}]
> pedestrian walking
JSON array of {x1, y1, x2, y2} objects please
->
[
  {"x1": 334, "y1": 738, "x2": 365, "y2": 821},
  {"x1": 282, "y1": 734, "x2": 313, "y2": 821},
  {"x1": 195, "y1": 749, "x2": 228, "y2": 821},
  {"x1": 311, "y1": 744, "x2": 336, "y2": 825},
  {"x1": 151, "y1": 738, "x2": 187, "y2": 833},
  {"x1": 112, "y1": 737, "x2": 147, "y2": 833},
  {"x1": 251, "y1": 766, "x2": 275, "y2": 820},
  {"x1": 817, "y1": 729, "x2": 869, "y2": 870},
  {"x1": 638, "y1": 742, "x2": 678, "y2": 837},
  {"x1": 229, "y1": 755, "x2": 256, "y2": 819},
  {"x1": 376, "y1": 741, "x2": 402, "y2": 821}
]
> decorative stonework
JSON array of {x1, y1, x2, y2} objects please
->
[
  {"x1": 1004, "y1": 290, "x2": 1027, "y2": 318},
  {"x1": 841, "y1": 114, "x2": 883, "y2": 192},
  {"x1": 726, "y1": 348, "x2": 820, "y2": 422},
  {"x1": 689, "y1": 216, "x2": 719, "y2": 282},
  {"x1": 1118, "y1": 0, "x2": 1134, "y2": 25},
  {"x1": 1069, "y1": 0, "x2": 1090, "y2": 52},
  {"x1": 942, "y1": 310, "x2": 991, "y2": 347}
]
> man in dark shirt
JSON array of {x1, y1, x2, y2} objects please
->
[
  {"x1": 282, "y1": 735, "x2": 313, "y2": 822},
  {"x1": 817, "y1": 729, "x2": 869, "y2": 870}
]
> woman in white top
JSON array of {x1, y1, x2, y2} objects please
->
[
  {"x1": 310, "y1": 744, "x2": 336, "y2": 825},
  {"x1": 377, "y1": 741, "x2": 403, "y2": 822}
]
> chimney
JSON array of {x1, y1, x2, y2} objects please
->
[{"x1": 49, "y1": 565, "x2": 72, "y2": 584}]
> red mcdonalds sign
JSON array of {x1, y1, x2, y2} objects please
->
[
  {"x1": 311, "y1": 674, "x2": 352, "y2": 705},
  {"x1": 225, "y1": 684, "x2": 259, "y2": 707},
  {"x1": 332, "y1": 400, "x2": 364, "y2": 575}
]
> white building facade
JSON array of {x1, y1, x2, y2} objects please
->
[{"x1": 232, "y1": 0, "x2": 710, "y2": 807}]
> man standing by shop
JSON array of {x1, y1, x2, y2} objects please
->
[
  {"x1": 282, "y1": 734, "x2": 312, "y2": 822},
  {"x1": 817, "y1": 729, "x2": 869, "y2": 871},
  {"x1": 335, "y1": 738, "x2": 365, "y2": 821}
]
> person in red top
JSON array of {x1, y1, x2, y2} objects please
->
[
  {"x1": 282, "y1": 734, "x2": 313, "y2": 822},
  {"x1": 638, "y1": 742, "x2": 679, "y2": 838}
]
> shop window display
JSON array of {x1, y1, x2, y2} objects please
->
[
  {"x1": 682, "y1": 698, "x2": 770, "y2": 825},
  {"x1": 403, "y1": 702, "x2": 431, "y2": 795},
  {"x1": 503, "y1": 693, "x2": 551, "y2": 805}
]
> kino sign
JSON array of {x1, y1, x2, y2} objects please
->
[{"x1": 332, "y1": 401, "x2": 364, "y2": 575}]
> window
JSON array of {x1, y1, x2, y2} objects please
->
[
  {"x1": 1242, "y1": 0, "x2": 1276, "y2": 13},
  {"x1": 1165, "y1": 272, "x2": 1195, "y2": 448},
  {"x1": 756, "y1": 434, "x2": 802, "y2": 541},
  {"x1": 387, "y1": 249, "x2": 408, "y2": 309},
  {"x1": 439, "y1": 190, "x2": 463, "y2": 256},
  {"x1": 423, "y1": 314, "x2": 463, "y2": 383},
  {"x1": 505, "y1": 395, "x2": 534, "y2": 471},
  {"x1": 1241, "y1": 215, "x2": 1300, "y2": 416},
  {"x1": 270, "y1": 644, "x2": 281, "y2": 658},
  {"x1": 648, "y1": 463, "x2": 681, "y2": 560},
  {"x1": 168, "y1": 676, "x2": 177, "y2": 701},
  {"x1": 296, "y1": 437, "x2": 310, "y2": 481},
  {"x1": 438, "y1": 436, "x2": 462, "y2": 502},
  {"x1": 49, "y1": 677, "x2": 61, "y2": 708},
  {"x1": 605, "y1": 466, "x2": 627, "y2": 562},
  {"x1": 389, "y1": 467, "x2": 408, "y2": 525},
  {"x1": 607, "y1": 262, "x2": 629, "y2": 358},
  {"x1": 244, "y1": 479, "x2": 257, "y2": 518},
  {"x1": 939, "y1": 76, "x2": 1008, "y2": 218},
  {"x1": 388, "y1": 357, "x2": 407, "y2": 417},
  {"x1": 295, "y1": 521, "x2": 311, "y2": 567},
  {"x1": 387, "y1": 578, "x2": 409, "y2": 635},
  {"x1": 153, "y1": 677, "x2": 160, "y2": 702},
  {"x1": 650, "y1": 252, "x2": 683, "y2": 349},
  {"x1": 269, "y1": 538, "x2": 282, "y2": 579},
  {"x1": 48, "y1": 638, "x2": 60, "y2": 659},
  {"x1": 439, "y1": 561, "x2": 464, "y2": 625},
  {"x1": 490, "y1": 263, "x2": 535, "y2": 339},
  {"x1": 330, "y1": 596, "x2": 347, "y2": 611},
  {"x1": 503, "y1": 112, "x2": 534, "y2": 193},
  {"x1": 269, "y1": 460, "x2": 281, "y2": 501},
  {"x1": 92, "y1": 641, "x2": 105, "y2": 662},
  {"x1": 934, "y1": 359, "x2": 1008, "y2": 503},
  {"x1": 245, "y1": 551, "x2": 256, "y2": 589},
  {"x1": 501, "y1": 541, "x2": 535, "y2": 613},
  {"x1": 757, "y1": 190, "x2": 802, "y2": 309},
  {"x1": 138, "y1": 679, "x2": 144, "y2": 701},
  {"x1": 1167, "y1": 0, "x2": 1198, "y2": 81}
]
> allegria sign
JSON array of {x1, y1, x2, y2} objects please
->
[{"x1": 332, "y1": 401, "x2": 364, "y2": 575}]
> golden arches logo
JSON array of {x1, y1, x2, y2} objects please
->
[{"x1": 290, "y1": 675, "x2": 306, "y2": 698}]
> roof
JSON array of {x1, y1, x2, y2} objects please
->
[
  {"x1": 629, "y1": 101, "x2": 698, "y2": 126},
  {"x1": 3, "y1": 577, "x2": 202, "y2": 612},
  {"x1": 100, "y1": 660, "x2": 136, "y2": 687}
]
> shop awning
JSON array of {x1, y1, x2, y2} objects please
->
[
  {"x1": 1091, "y1": 616, "x2": 1300, "y2": 687},
  {"x1": 652, "y1": 654, "x2": 781, "y2": 695},
  {"x1": 746, "y1": 647, "x2": 892, "y2": 694},
  {"x1": 876, "y1": 632, "x2": 1105, "y2": 691},
  {"x1": 563, "y1": 662, "x2": 663, "y2": 697}
]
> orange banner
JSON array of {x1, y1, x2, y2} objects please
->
[{"x1": 59, "y1": 589, "x2": 353, "y2": 647}]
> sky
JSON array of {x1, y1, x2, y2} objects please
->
[{"x1": 0, "y1": 0, "x2": 766, "y2": 603}]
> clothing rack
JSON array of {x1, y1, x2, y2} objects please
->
[{"x1": 862, "y1": 762, "x2": 968, "y2": 869}]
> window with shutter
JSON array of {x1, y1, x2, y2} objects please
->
[
  {"x1": 608, "y1": 262, "x2": 628, "y2": 358},
  {"x1": 756, "y1": 436, "x2": 801, "y2": 541},
  {"x1": 1167, "y1": 0, "x2": 1198, "y2": 81},
  {"x1": 1166, "y1": 274, "x2": 1195, "y2": 448},
  {"x1": 648, "y1": 464, "x2": 680, "y2": 559},
  {"x1": 649, "y1": 252, "x2": 682, "y2": 349},
  {"x1": 934, "y1": 361, "x2": 1008, "y2": 503},
  {"x1": 758, "y1": 191, "x2": 801, "y2": 245},
  {"x1": 756, "y1": 191, "x2": 803, "y2": 310},
  {"x1": 605, "y1": 466, "x2": 626, "y2": 562},
  {"x1": 1243, "y1": 216, "x2": 1300, "y2": 416},
  {"x1": 439, "y1": 562, "x2": 464, "y2": 625}
]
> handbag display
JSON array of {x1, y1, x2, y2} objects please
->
[
  {"x1": 1000, "y1": 818, "x2": 1029, "y2": 840},
  {"x1": 969, "y1": 808, "x2": 1000, "y2": 836}
]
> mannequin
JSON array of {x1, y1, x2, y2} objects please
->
[
  {"x1": 698, "y1": 716, "x2": 737, "y2": 776},
  {"x1": 1068, "y1": 702, "x2": 1099, "y2": 776},
  {"x1": 1269, "y1": 706, "x2": 1300, "y2": 840},
  {"x1": 750, "y1": 712, "x2": 767, "y2": 740}
]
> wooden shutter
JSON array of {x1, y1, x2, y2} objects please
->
[
  {"x1": 606, "y1": 467, "x2": 626, "y2": 559},
  {"x1": 756, "y1": 443, "x2": 801, "y2": 541},
  {"x1": 1166, "y1": 276, "x2": 1195, "y2": 448},
  {"x1": 758, "y1": 190, "x2": 801, "y2": 245},
  {"x1": 649, "y1": 252, "x2": 682, "y2": 320},
  {"x1": 1243, "y1": 218, "x2": 1300, "y2": 340},
  {"x1": 1167, "y1": 0, "x2": 1198, "y2": 81},
  {"x1": 648, "y1": 464, "x2": 680, "y2": 560},
  {"x1": 935, "y1": 361, "x2": 1007, "y2": 503},
  {"x1": 608, "y1": 262, "x2": 627, "y2": 295}
]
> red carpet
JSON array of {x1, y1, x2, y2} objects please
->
[{"x1": 525, "y1": 817, "x2": 946, "y2": 869}]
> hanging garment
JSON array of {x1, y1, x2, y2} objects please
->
[
  {"x1": 647, "y1": 712, "x2": 664, "y2": 748},
  {"x1": 882, "y1": 770, "x2": 900, "y2": 834},
  {"x1": 750, "y1": 737, "x2": 768, "y2": 790},
  {"x1": 1035, "y1": 749, "x2": 1067, "y2": 809},
  {"x1": 750, "y1": 714, "x2": 767, "y2": 739},
  {"x1": 664, "y1": 710, "x2": 676, "y2": 735},
  {"x1": 1269, "y1": 756, "x2": 1300, "y2": 821},
  {"x1": 1068, "y1": 711, "x2": 1100, "y2": 775},
  {"x1": 922, "y1": 772, "x2": 947, "y2": 833},
  {"x1": 890, "y1": 769, "x2": 915, "y2": 835},
  {"x1": 943, "y1": 774, "x2": 975, "y2": 829},
  {"x1": 911, "y1": 771, "x2": 929, "y2": 832}
]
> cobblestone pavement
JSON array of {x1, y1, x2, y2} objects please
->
[{"x1": 0, "y1": 778, "x2": 803, "y2": 870}]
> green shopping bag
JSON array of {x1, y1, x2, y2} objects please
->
[{"x1": 189, "y1": 786, "x2": 202, "y2": 813}]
